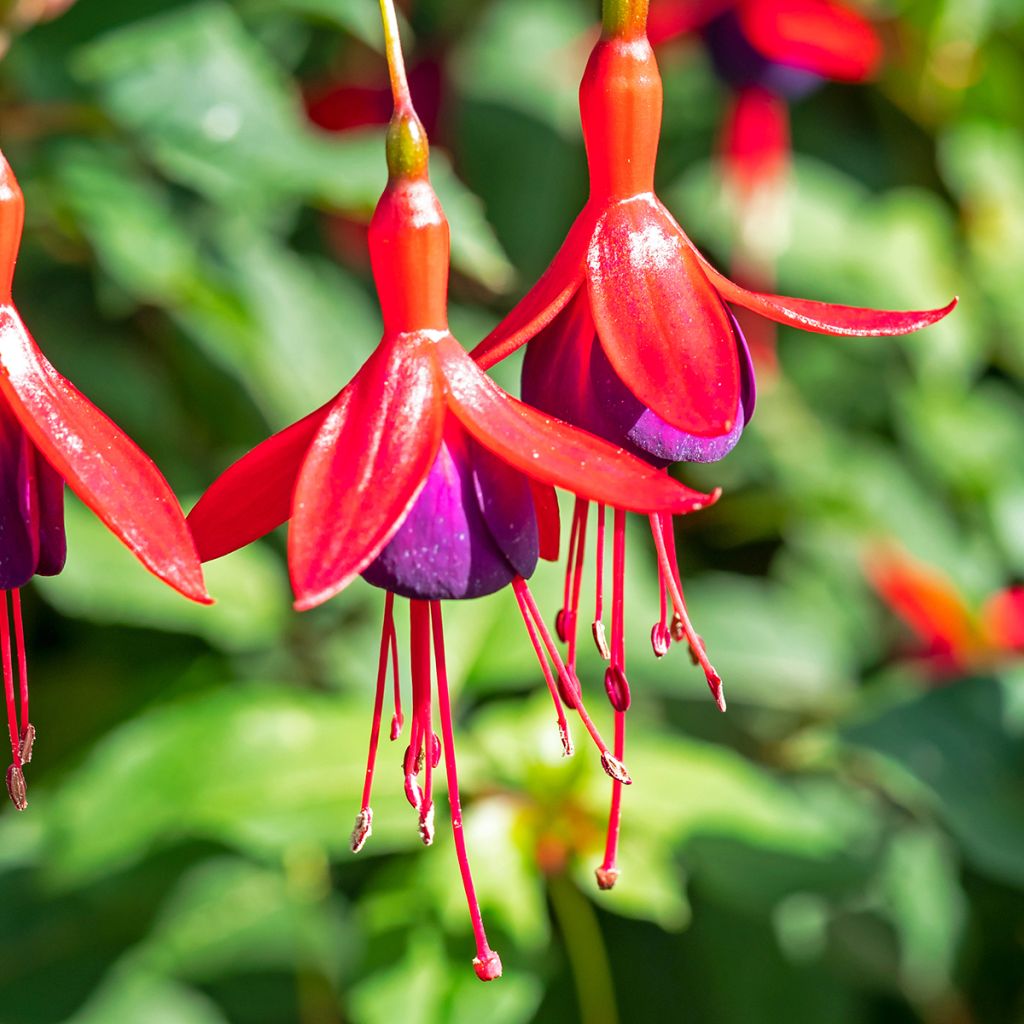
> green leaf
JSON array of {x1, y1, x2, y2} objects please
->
[
  {"x1": 34, "y1": 497, "x2": 290, "y2": 652},
  {"x1": 62, "y1": 969, "x2": 229, "y2": 1024}
]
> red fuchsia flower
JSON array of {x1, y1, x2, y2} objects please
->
[
  {"x1": 648, "y1": 0, "x2": 885, "y2": 367},
  {"x1": 187, "y1": 1, "x2": 713, "y2": 982},
  {"x1": 471, "y1": 0, "x2": 955, "y2": 888},
  {"x1": 0, "y1": 153, "x2": 209, "y2": 810},
  {"x1": 867, "y1": 546, "x2": 1024, "y2": 677},
  {"x1": 648, "y1": 0, "x2": 883, "y2": 194}
]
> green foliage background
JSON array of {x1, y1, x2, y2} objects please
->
[{"x1": 0, "y1": 0, "x2": 1023, "y2": 1021}]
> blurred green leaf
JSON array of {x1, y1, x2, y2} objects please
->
[{"x1": 35, "y1": 498, "x2": 290, "y2": 652}]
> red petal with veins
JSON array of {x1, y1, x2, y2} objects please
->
[
  {"x1": 740, "y1": 0, "x2": 883, "y2": 82},
  {"x1": 587, "y1": 196, "x2": 741, "y2": 438},
  {"x1": 471, "y1": 205, "x2": 599, "y2": 371},
  {"x1": 290, "y1": 335, "x2": 445, "y2": 611},
  {"x1": 188, "y1": 397, "x2": 336, "y2": 562},
  {"x1": 691, "y1": 243, "x2": 958, "y2": 336},
  {"x1": 0, "y1": 308, "x2": 209, "y2": 603},
  {"x1": 530, "y1": 481, "x2": 560, "y2": 561},
  {"x1": 439, "y1": 335, "x2": 716, "y2": 515}
]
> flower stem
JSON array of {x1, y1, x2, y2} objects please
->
[
  {"x1": 377, "y1": 0, "x2": 412, "y2": 111},
  {"x1": 602, "y1": 0, "x2": 649, "y2": 39},
  {"x1": 548, "y1": 872, "x2": 620, "y2": 1024}
]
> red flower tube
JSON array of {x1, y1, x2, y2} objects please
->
[
  {"x1": 0, "y1": 154, "x2": 209, "y2": 810},
  {"x1": 188, "y1": 0, "x2": 715, "y2": 982}
]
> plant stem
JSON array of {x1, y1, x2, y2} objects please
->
[
  {"x1": 378, "y1": 0, "x2": 412, "y2": 111},
  {"x1": 602, "y1": 0, "x2": 649, "y2": 39}
]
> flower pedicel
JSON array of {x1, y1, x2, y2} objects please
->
[
  {"x1": 187, "y1": 0, "x2": 714, "y2": 981},
  {"x1": 0, "y1": 154, "x2": 209, "y2": 810}
]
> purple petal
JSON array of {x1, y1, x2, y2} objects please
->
[
  {"x1": 0, "y1": 401, "x2": 38, "y2": 590},
  {"x1": 471, "y1": 438, "x2": 539, "y2": 580},
  {"x1": 33, "y1": 451, "x2": 66, "y2": 577},
  {"x1": 362, "y1": 424, "x2": 536, "y2": 601},
  {"x1": 703, "y1": 10, "x2": 822, "y2": 98}
]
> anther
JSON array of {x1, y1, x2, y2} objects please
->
[
  {"x1": 418, "y1": 801, "x2": 435, "y2": 846},
  {"x1": 472, "y1": 950, "x2": 503, "y2": 982},
  {"x1": 558, "y1": 720, "x2": 574, "y2": 757},
  {"x1": 390, "y1": 713, "x2": 403, "y2": 741},
  {"x1": 601, "y1": 751, "x2": 632, "y2": 785},
  {"x1": 592, "y1": 620, "x2": 611, "y2": 660},
  {"x1": 670, "y1": 611, "x2": 686, "y2": 643},
  {"x1": 6, "y1": 763, "x2": 26, "y2": 811},
  {"x1": 595, "y1": 866, "x2": 619, "y2": 890},
  {"x1": 19, "y1": 723, "x2": 34, "y2": 765},
  {"x1": 350, "y1": 808, "x2": 373, "y2": 852},
  {"x1": 555, "y1": 608, "x2": 570, "y2": 644},
  {"x1": 650, "y1": 622, "x2": 671, "y2": 658},
  {"x1": 603, "y1": 665, "x2": 631, "y2": 712}
]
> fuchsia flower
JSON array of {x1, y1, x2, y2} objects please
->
[
  {"x1": 0, "y1": 154, "x2": 209, "y2": 810},
  {"x1": 471, "y1": 0, "x2": 956, "y2": 887},
  {"x1": 868, "y1": 546, "x2": 1024, "y2": 677},
  {"x1": 187, "y1": 2, "x2": 713, "y2": 981}
]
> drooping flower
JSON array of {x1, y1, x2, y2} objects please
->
[
  {"x1": 0, "y1": 153, "x2": 210, "y2": 810},
  {"x1": 187, "y1": 1, "x2": 714, "y2": 981},
  {"x1": 867, "y1": 546, "x2": 1024, "y2": 676},
  {"x1": 471, "y1": 0, "x2": 955, "y2": 888}
]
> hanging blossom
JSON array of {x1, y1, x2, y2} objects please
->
[
  {"x1": 648, "y1": 0, "x2": 882, "y2": 195},
  {"x1": 0, "y1": 153, "x2": 209, "y2": 810},
  {"x1": 187, "y1": 0, "x2": 713, "y2": 983},
  {"x1": 471, "y1": 0, "x2": 956, "y2": 888},
  {"x1": 867, "y1": 545, "x2": 1024, "y2": 677}
]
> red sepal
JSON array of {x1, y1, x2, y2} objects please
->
[
  {"x1": 439, "y1": 334, "x2": 716, "y2": 515},
  {"x1": 289, "y1": 335, "x2": 445, "y2": 611},
  {"x1": 588, "y1": 196, "x2": 741, "y2": 438},
  {"x1": 691, "y1": 245, "x2": 958, "y2": 336},
  {"x1": 647, "y1": 0, "x2": 734, "y2": 45},
  {"x1": 471, "y1": 206, "x2": 598, "y2": 371},
  {"x1": 0, "y1": 308, "x2": 209, "y2": 603},
  {"x1": 740, "y1": 0, "x2": 883, "y2": 83},
  {"x1": 723, "y1": 86, "x2": 790, "y2": 197},
  {"x1": 530, "y1": 481, "x2": 560, "y2": 562},
  {"x1": 187, "y1": 397, "x2": 335, "y2": 562}
]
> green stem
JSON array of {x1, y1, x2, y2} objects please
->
[
  {"x1": 602, "y1": 0, "x2": 649, "y2": 39},
  {"x1": 378, "y1": 0, "x2": 412, "y2": 111},
  {"x1": 548, "y1": 873, "x2": 620, "y2": 1024}
]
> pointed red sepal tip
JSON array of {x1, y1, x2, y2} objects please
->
[
  {"x1": 472, "y1": 950, "x2": 503, "y2": 982},
  {"x1": 651, "y1": 623, "x2": 672, "y2": 658},
  {"x1": 595, "y1": 866, "x2": 620, "y2": 891},
  {"x1": 601, "y1": 751, "x2": 632, "y2": 785},
  {"x1": 592, "y1": 621, "x2": 611, "y2": 660},
  {"x1": 350, "y1": 809, "x2": 373, "y2": 853},
  {"x1": 19, "y1": 723, "x2": 35, "y2": 765},
  {"x1": 6, "y1": 764, "x2": 26, "y2": 811},
  {"x1": 418, "y1": 802, "x2": 435, "y2": 846}
]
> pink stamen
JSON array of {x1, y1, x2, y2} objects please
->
[
  {"x1": 352, "y1": 593, "x2": 396, "y2": 853},
  {"x1": 556, "y1": 499, "x2": 583, "y2": 644},
  {"x1": 389, "y1": 606, "x2": 403, "y2": 741},
  {"x1": 429, "y1": 601, "x2": 502, "y2": 982},
  {"x1": 651, "y1": 558, "x2": 672, "y2": 658},
  {"x1": 598, "y1": 510, "x2": 630, "y2": 888},
  {"x1": 410, "y1": 601, "x2": 435, "y2": 844},
  {"x1": 592, "y1": 504, "x2": 610, "y2": 659},
  {"x1": 512, "y1": 579, "x2": 574, "y2": 756},
  {"x1": 513, "y1": 577, "x2": 630, "y2": 784},
  {"x1": 596, "y1": 710, "x2": 625, "y2": 891},
  {"x1": 566, "y1": 500, "x2": 589, "y2": 673},
  {"x1": 11, "y1": 590, "x2": 32, "y2": 763},
  {"x1": 650, "y1": 514, "x2": 726, "y2": 711},
  {"x1": 1, "y1": 592, "x2": 26, "y2": 810}
]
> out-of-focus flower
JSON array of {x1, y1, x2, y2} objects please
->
[
  {"x1": 188, "y1": 3, "x2": 712, "y2": 980},
  {"x1": 472, "y1": 0, "x2": 954, "y2": 888},
  {"x1": 0, "y1": 153, "x2": 209, "y2": 810},
  {"x1": 0, "y1": 0, "x2": 78, "y2": 60},
  {"x1": 868, "y1": 546, "x2": 1024, "y2": 676}
]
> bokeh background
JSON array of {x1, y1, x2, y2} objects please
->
[{"x1": 0, "y1": 0, "x2": 1023, "y2": 1021}]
